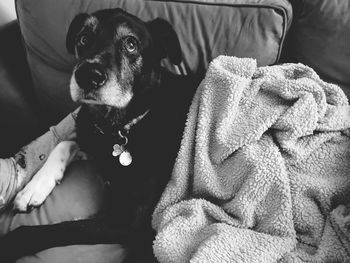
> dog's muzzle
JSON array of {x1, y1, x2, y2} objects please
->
[{"x1": 75, "y1": 63, "x2": 108, "y2": 91}]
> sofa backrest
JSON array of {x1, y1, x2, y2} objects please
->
[
  {"x1": 282, "y1": 0, "x2": 350, "y2": 99},
  {"x1": 16, "y1": 0, "x2": 292, "y2": 122}
]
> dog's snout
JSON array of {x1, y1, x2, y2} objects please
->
[{"x1": 75, "y1": 63, "x2": 107, "y2": 90}]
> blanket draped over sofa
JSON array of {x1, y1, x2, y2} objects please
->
[{"x1": 152, "y1": 56, "x2": 350, "y2": 263}]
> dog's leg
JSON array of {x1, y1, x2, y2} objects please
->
[
  {"x1": 0, "y1": 218, "x2": 129, "y2": 262},
  {"x1": 13, "y1": 141, "x2": 80, "y2": 211}
]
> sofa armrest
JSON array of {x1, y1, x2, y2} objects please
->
[{"x1": 0, "y1": 21, "x2": 44, "y2": 156}]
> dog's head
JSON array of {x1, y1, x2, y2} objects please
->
[{"x1": 66, "y1": 8, "x2": 182, "y2": 108}]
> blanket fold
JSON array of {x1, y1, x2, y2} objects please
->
[{"x1": 152, "y1": 56, "x2": 350, "y2": 263}]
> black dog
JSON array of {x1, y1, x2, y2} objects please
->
[{"x1": 0, "y1": 8, "x2": 198, "y2": 263}]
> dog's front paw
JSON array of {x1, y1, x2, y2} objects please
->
[
  {"x1": 13, "y1": 172, "x2": 57, "y2": 212},
  {"x1": 13, "y1": 141, "x2": 78, "y2": 212},
  {"x1": 13, "y1": 166, "x2": 60, "y2": 212}
]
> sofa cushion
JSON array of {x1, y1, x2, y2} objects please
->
[
  {"x1": 16, "y1": 0, "x2": 292, "y2": 122},
  {"x1": 286, "y1": 0, "x2": 350, "y2": 99}
]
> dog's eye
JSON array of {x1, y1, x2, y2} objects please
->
[
  {"x1": 124, "y1": 36, "x2": 138, "y2": 53},
  {"x1": 79, "y1": 35, "x2": 89, "y2": 46}
]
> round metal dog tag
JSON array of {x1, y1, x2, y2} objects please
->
[{"x1": 119, "y1": 151, "x2": 132, "y2": 166}]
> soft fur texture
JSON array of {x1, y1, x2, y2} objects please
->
[{"x1": 152, "y1": 56, "x2": 350, "y2": 262}]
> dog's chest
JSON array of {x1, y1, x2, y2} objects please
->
[{"x1": 76, "y1": 105, "x2": 176, "y2": 185}]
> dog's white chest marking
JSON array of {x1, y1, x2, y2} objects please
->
[{"x1": 13, "y1": 141, "x2": 80, "y2": 212}]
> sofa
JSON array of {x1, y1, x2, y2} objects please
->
[{"x1": 0, "y1": 0, "x2": 349, "y2": 262}]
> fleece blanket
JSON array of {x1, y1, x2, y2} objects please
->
[{"x1": 152, "y1": 56, "x2": 350, "y2": 263}]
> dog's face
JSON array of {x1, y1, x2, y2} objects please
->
[{"x1": 66, "y1": 8, "x2": 182, "y2": 108}]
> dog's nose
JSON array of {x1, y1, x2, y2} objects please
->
[{"x1": 75, "y1": 63, "x2": 107, "y2": 90}]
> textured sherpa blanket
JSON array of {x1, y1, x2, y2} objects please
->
[{"x1": 152, "y1": 56, "x2": 350, "y2": 263}]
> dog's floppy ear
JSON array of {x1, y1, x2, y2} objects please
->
[
  {"x1": 147, "y1": 18, "x2": 182, "y2": 65},
  {"x1": 66, "y1": 13, "x2": 90, "y2": 54}
]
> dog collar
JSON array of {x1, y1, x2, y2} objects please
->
[
  {"x1": 111, "y1": 109, "x2": 150, "y2": 166},
  {"x1": 122, "y1": 109, "x2": 150, "y2": 133}
]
